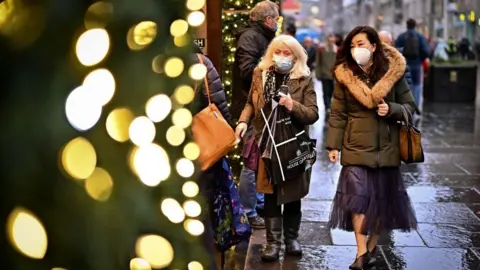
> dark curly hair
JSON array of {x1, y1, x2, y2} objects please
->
[{"x1": 332, "y1": 26, "x2": 389, "y2": 83}]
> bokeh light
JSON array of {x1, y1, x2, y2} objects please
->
[
  {"x1": 6, "y1": 207, "x2": 47, "y2": 259},
  {"x1": 129, "y1": 258, "x2": 151, "y2": 270},
  {"x1": 65, "y1": 86, "x2": 102, "y2": 131},
  {"x1": 129, "y1": 116, "x2": 156, "y2": 147},
  {"x1": 76, "y1": 28, "x2": 110, "y2": 66},
  {"x1": 166, "y1": 126, "x2": 186, "y2": 146},
  {"x1": 189, "y1": 63, "x2": 207, "y2": 80},
  {"x1": 133, "y1": 143, "x2": 170, "y2": 186},
  {"x1": 106, "y1": 108, "x2": 135, "y2": 143},
  {"x1": 161, "y1": 198, "x2": 185, "y2": 223},
  {"x1": 187, "y1": 11, "x2": 205, "y2": 27},
  {"x1": 61, "y1": 137, "x2": 97, "y2": 180},
  {"x1": 171, "y1": 108, "x2": 192, "y2": 129},
  {"x1": 135, "y1": 235, "x2": 174, "y2": 269},
  {"x1": 151, "y1": 55, "x2": 164, "y2": 74},
  {"x1": 183, "y1": 142, "x2": 200, "y2": 160},
  {"x1": 84, "y1": 167, "x2": 114, "y2": 201},
  {"x1": 186, "y1": 0, "x2": 206, "y2": 11},
  {"x1": 127, "y1": 21, "x2": 157, "y2": 50},
  {"x1": 176, "y1": 158, "x2": 195, "y2": 178},
  {"x1": 188, "y1": 261, "x2": 204, "y2": 270},
  {"x1": 182, "y1": 181, "x2": 199, "y2": 197},
  {"x1": 183, "y1": 200, "x2": 201, "y2": 217},
  {"x1": 83, "y1": 68, "x2": 116, "y2": 106},
  {"x1": 170, "y1": 19, "x2": 188, "y2": 37},
  {"x1": 173, "y1": 34, "x2": 190, "y2": 47},
  {"x1": 84, "y1": 1, "x2": 113, "y2": 29},
  {"x1": 173, "y1": 85, "x2": 195, "y2": 105},
  {"x1": 164, "y1": 57, "x2": 184, "y2": 78},
  {"x1": 145, "y1": 94, "x2": 172, "y2": 123},
  {"x1": 184, "y1": 219, "x2": 204, "y2": 236}
]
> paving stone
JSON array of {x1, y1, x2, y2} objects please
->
[
  {"x1": 417, "y1": 223, "x2": 480, "y2": 248},
  {"x1": 331, "y1": 229, "x2": 425, "y2": 247},
  {"x1": 407, "y1": 187, "x2": 480, "y2": 203}
]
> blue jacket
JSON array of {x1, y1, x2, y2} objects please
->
[
  {"x1": 404, "y1": 65, "x2": 414, "y2": 90},
  {"x1": 395, "y1": 30, "x2": 429, "y2": 66}
]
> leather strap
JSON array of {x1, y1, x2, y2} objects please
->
[{"x1": 196, "y1": 53, "x2": 211, "y2": 104}]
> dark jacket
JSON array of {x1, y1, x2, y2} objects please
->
[
  {"x1": 192, "y1": 54, "x2": 232, "y2": 126},
  {"x1": 305, "y1": 46, "x2": 317, "y2": 70},
  {"x1": 395, "y1": 29, "x2": 429, "y2": 66},
  {"x1": 326, "y1": 44, "x2": 416, "y2": 168},
  {"x1": 405, "y1": 63, "x2": 413, "y2": 90},
  {"x1": 231, "y1": 21, "x2": 276, "y2": 120},
  {"x1": 239, "y1": 67, "x2": 319, "y2": 205}
]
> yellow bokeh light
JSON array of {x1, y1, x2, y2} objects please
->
[
  {"x1": 161, "y1": 198, "x2": 185, "y2": 224},
  {"x1": 83, "y1": 68, "x2": 116, "y2": 106},
  {"x1": 129, "y1": 116, "x2": 156, "y2": 147},
  {"x1": 135, "y1": 235, "x2": 174, "y2": 269},
  {"x1": 52, "y1": 268, "x2": 67, "y2": 270},
  {"x1": 76, "y1": 28, "x2": 110, "y2": 66},
  {"x1": 184, "y1": 219, "x2": 204, "y2": 236},
  {"x1": 187, "y1": 11, "x2": 205, "y2": 27},
  {"x1": 172, "y1": 108, "x2": 192, "y2": 129},
  {"x1": 133, "y1": 21, "x2": 157, "y2": 46},
  {"x1": 166, "y1": 126, "x2": 186, "y2": 146},
  {"x1": 84, "y1": 167, "x2": 114, "y2": 201},
  {"x1": 183, "y1": 200, "x2": 201, "y2": 217},
  {"x1": 176, "y1": 158, "x2": 195, "y2": 178},
  {"x1": 189, "y1": 63, "x2": 207, "y2": 80},
  {"x1": 182, "y1": 181, "x2": 199, "y2": 197},
  {"x1": 183, "y1": 142, "x2": 200, "y2": 160},
  {"x1": 170, "y1": 19, "x2": 189, "y2": 37},
  {"x1": 65, "y1": 86, "x2": 102, "y2": 131},
  {"x1": 173, "y1": 34, "x2": 190, "y2": 47},
  {"x1": 133, "y1": 143, "x2": 170, "y2": 186},
  {"x1": 151, "y1": 55, "x2": 164, "y2": 74},
  {"x1": 164, "y1": 57, "x2": 184, "y2": 78},
  {"x1": 174, "y1": 85, "x2": 195, "y2": 105},
  {"x1": 130, "y1": 258, "x2": 151, "y2": 270},
  {"x1": 84, "y1": 1, "x2": 113, "y2": 29},
  {"x1": 106, "y1": 108, "x2": 134, "y2": 143},
  {"x1": 188, "y1": 261, "x2": 204, "y2": 270},
  {"x1": 61, "y1": 137, "x2": 97, "y2": 180},
  {"x1": 186, "y1": 0, "x2": 206, "y2": 11},
  {"x1": 145, "y1": 94, "x2": 172, "y2": 123},
  {"x1": 6, "y1": 207, "x2": 47, "y2": 259}
]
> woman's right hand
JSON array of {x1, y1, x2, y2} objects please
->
[
  {"x1": 328, "y1": 150, "x2": 339, "y2": 163},
  {"x1": 235, "y1": 122, "x2": 248, "y2": 139}
]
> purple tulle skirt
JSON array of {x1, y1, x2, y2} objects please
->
[{"x1": 329, "y1": 166, "x2": 418, "y2": 235}]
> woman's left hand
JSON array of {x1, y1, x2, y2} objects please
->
[
  {"x1": 279, "y1": 92, "x2": 293, "y2": 111},
  {"x1": 377, "y1": 99, "x2": 389, "y2": 116}
]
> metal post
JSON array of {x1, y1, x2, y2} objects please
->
[
  {"x1": 442, "y1": 0, "x2": 449, "y2": 39},
  {"x1": 428, "y1": 0, "x2": 436, "y2": 38}
]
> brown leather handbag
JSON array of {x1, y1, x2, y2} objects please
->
[
  {"x1": 192, "y1": 54, "x2": 237, "y2": 171},
  {"x1": 399, "y1": 105, "x2": 424, "y2": 164}
]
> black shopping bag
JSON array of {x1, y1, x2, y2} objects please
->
[{"x1": 258, "y1": 104, "x2": 316, "y2": 184}]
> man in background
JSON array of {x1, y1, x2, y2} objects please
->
[
  {"x1": 232, "y1": 0, "x2": 280, "y2": 229},
  {"x1": 379, "y1": 30, "x2": 414, "y2": 90},
  {"x1": 303, "y1": 36, "x2": 316, "y2": 71},
  {"x1": 315, "y1": 33, "x2": 337, "y2": 114},
  {"x1": 395, "y1": 19, "x2": 429, "y2": 114}
]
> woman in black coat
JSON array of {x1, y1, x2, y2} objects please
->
[{"x1": 191, "y1": 45, "x2": 232, "y2": 270}]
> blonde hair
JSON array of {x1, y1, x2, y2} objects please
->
[{"x1": 258, "y1": 35, "x2": 310, "y2": 79}]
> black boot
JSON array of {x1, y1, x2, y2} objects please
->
[
  {"x1": 283, "y1": 212, "x2": 302, "y2": 256},
  {"x1": 261, "y1": 217, "x2": 282, "y2": 262},
  {"x1": 349, "y1": 252, "x2": 370, "y2": 270}
]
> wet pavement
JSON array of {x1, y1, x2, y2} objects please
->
[{"x1": 225, "y1": 79, "x2": 480, "y2": 270}]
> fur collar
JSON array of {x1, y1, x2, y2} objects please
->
[{"x1": 334, "y1": 43, "x2": 406, "y2": 109}]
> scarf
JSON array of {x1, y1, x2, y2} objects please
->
[{"x1": 263, "y1": 67, "x2": 290, "y2": 104}]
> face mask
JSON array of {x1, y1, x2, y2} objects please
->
[
  {"x1": 352, "y1": 46, "x2": 372, "y2": 66},
  {"x1": 273, "y1": 54, "x2": 293, "y2": 73}
]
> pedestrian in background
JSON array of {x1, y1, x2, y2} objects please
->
[
  {"x1": 316, "y1": 33, "x2": 338, "y2": 114},
  {"x1": 232, "y1": 0, "x2": 281, "y2": 230},
  {"x1": 303, "y1": 36, "x2": 316, "y2": 71},
  {"x1": 327, "y1": 26, "x2": 418, "y2": 270}
]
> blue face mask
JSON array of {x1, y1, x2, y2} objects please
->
[{"x1": 273, "y1": 54, "x2": 293, "y2": 73}]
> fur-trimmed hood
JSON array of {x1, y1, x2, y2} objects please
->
[{"x1": 334, "y1": 43, "x2": 406, "y2": 109}]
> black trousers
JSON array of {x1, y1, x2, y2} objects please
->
[
  {"x1": 264, "y1": 187, "x2": 301, "y2": 218},
  {"x1": 321, "y1": 79, "x2": 334, "y2": 110}
]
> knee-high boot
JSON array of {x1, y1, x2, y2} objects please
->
[
  {"x1": 261, "y1": 217, "x2": 282, "y2": 262},
  {"x1": 283, "y1": 212, "x2": 302, "y2": 256}
]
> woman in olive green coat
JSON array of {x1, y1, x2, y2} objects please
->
[{"x1": 326, "y1": 26, "x2": 418, "y2": 270}]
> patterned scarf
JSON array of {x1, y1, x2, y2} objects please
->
[{"x1": 263, "y1": 67, "x2": 290, "y2": 104}]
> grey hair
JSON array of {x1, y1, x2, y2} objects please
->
[
  {"x1": 378, "y1": 30, "x2": 393, "y2": 42},
  {"x1": 249, "y1": 1, "x2": 279, "y2": 22}
]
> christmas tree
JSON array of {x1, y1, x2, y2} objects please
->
[{"x1": 0, "y1": 0, "x2": 210, "y2": 269}]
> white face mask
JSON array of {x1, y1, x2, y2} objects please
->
[{"x1": 352, "y1": 46, "x2": 372, "y2": 66}]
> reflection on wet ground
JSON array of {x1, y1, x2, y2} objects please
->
[{"x1": 225, "y1": 81, "x2": 480, "y2": 269}]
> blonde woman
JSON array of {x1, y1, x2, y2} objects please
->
[{"x1": 235, "y1": 34, "x2": 319, "y2": 262}]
